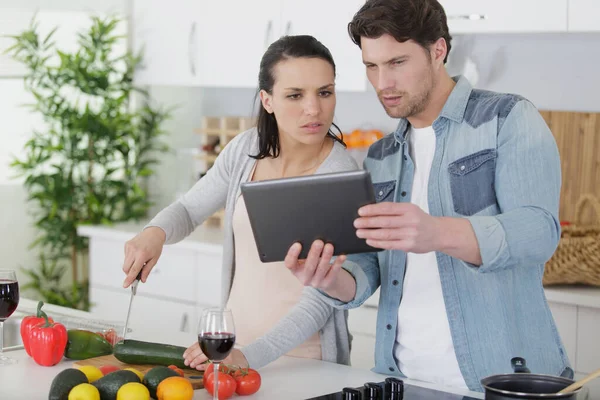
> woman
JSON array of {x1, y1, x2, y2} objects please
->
[{"x1": 122, "y1": 35, "x2": 358, "y2": 370}]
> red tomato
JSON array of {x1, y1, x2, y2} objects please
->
[
  {"x1": 233, "y1": 368, "x2": 261, "y2": 395},
  {"x1": 203, "y1": 364, "x2": 231, "y2": 388},
  {"x1": 99, "y1": 365, "x2": 121, "y2": 375},
  {"x1": 205, "y1": 372, "x2": 237, "y2": 400}
]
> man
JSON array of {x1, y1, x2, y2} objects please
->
[{"x1": 284, "y1": 0, "x2": 571, "y2": 392}]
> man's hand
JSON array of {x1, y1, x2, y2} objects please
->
[
  {"x1": 355, "y1": 202, "x2": 483, "y2": 265},
  {"x1": 355, "y1": 202, "x2": 442, "y2": 252},
  {"x1": 284, "y1": 240, "x2": 356, "y2": 303}
]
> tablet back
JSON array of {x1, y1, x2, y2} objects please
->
[{"x1": 240, "y1": 170, "x2": 378, "y2": 263}]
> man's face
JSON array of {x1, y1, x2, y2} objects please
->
[{"x1": 361, "y1": 34, "x2": 438, "y2": 119}]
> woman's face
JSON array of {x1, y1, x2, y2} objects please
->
[{"x1": 260, "y1": 57, "x2": 336, "y2": 147}]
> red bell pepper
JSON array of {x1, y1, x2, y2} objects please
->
[
  {"x1": 29, "y1": 310, "x2": 67, "y2": 366},
  {"x1": 20, "y1": 301, "x2": 54, "y2": 356}
]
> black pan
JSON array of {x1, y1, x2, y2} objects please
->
[{"x1": 480, "y1": 358, "x2": 584, "y2": 400}]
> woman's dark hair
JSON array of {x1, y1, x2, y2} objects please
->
[
  {"x1": 251, "y1": 35, "x2": 345, "y2": 160},
  {"x1": 348, "y1": 0, "x2": 452, "y2": 64}
]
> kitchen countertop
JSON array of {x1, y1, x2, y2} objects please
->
[{"x1": 2, "y1": 299, "x2": 485, "y2": 400}]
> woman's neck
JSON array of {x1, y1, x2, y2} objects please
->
[{"x1": 273, "y1": 135, "x2": 333, "y2": 178}]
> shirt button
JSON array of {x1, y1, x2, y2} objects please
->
[
  {"x1": 393, "y1": 280, "x2": 399, "y2": 286},
  {"x1": 401, "y1": 191, "x2": 407, "y2": 197},
  {"x1": 403, "y1": 155, "x2": 407, "y2": 161},
  {"x1": 387, "y1": 324, "x2": 392, "y2": 330},
  {"x1": 460, "y1": 165, "x2": 466, "y2": 171},
  {"x1": 379, "y1": 190, "x2": 383, "y2": 196},
  {"x1": 389, "y1": 367, "x2": 395, "y2": 372}
]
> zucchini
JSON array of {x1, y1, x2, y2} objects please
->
[{"x1": 113, "y1": 339, "x2": 190, "y2": 369}]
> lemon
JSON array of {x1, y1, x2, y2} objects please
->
[
  {"x1": 117, "y1": 382, "x2": 150, "y2": 400},
  {"x1": 123, "y1": 367, "x2": 144, "y2": 381},
  {"x1": 76, "y1": 365, "x2": 104, "y2": 383},
  {"x1": 68, "y1": 383, "x2": 100, "y2": 400}
]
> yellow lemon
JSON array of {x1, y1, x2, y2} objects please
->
[
  {"x1": 76, "y1": 366, "x2": 104, "y2": 383},
  {"x1": 116, "y1": 382, "x2": 150, "y2": 400},
  {"x1": 123, "y1": 367, "x2": 144, "y2": 381},
  {"x1": 68, "y1": 383, "x2": 100, "y2": 400}
]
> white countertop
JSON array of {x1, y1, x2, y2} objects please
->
[
  {"x1": 2, "y1": 299, "x2": 484, "y2": 400},
  {"x1": 77, "y1": 222, "x2": 225, "y2": 253}
]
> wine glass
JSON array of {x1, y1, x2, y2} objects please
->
[
  {"x1": 198, "y1": 308, "x2": 236, "y2": 400},
  {"x1": 0, "y1": 270, "x2": 20, "y2": 365}
]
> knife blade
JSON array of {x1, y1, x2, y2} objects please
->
[{"x1": 122, "y1": 270, "x2": 143, "y2": 340}]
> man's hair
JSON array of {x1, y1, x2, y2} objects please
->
[{"x1": 348, "y1": 0, "x2": 453, "y2": 63}]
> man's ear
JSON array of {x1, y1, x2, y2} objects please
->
[
  {"x1": 431, "y1": 37, "x2": 448, "y2": 68},
  {"x1": 259, "y1": 90, "x2": 274, "y2": 114}
]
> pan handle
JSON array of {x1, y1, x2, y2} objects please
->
[{"x1": 511, "y1": 357, "x2": 531, "y2": 374}]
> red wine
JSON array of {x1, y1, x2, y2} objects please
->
[
  {"x1": 198, "y1": 332, "x2": 235, "y2": 361},
  {"x1": 0, "y1": 280, "x2": 19, "y2": 321}
]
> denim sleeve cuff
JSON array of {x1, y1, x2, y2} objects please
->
[
  {"x1": 466, "y1": 215, "x2": 512, "y2": 273},
  {"x1": 317, "y1": 260, "x2": 371, "y2": 310}
]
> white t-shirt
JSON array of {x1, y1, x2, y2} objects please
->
[{"x1": 393, "y1": 125, "x2": 467, "y2": 389}]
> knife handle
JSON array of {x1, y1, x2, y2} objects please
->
[{"x1": 135, "y1": 270, "x2": 143, "y2": 281}]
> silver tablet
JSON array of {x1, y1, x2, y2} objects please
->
[{"x1": 240, "y1": 170, "x2": 378, "y2": 263}]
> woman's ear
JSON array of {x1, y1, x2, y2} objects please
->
[{"x1": 259, "y1": 90, "x2": 274, "y2": 114}]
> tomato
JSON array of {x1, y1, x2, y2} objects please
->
[
  {"x1": 99, "y1": 365, "x2": 120, "y2": 375},
  {"x1": 233, "y1": 368, "x2": 261, "y2": 395},
  {"x1": 168, "y1": 364, "x2": 184, "y2": 377},
  {"x1": 205, "y1": 371, "x2": 237, "y2": 400},
  {"x1": 202, "y1": 363, "x2": 231, "y2": 388}
]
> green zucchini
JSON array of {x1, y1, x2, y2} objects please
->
[{"x1": 113, "y1": 339, "x2": 190, "y2": 369}]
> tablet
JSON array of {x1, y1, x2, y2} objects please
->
[{"x1": 240, "y1": 170, "x2": 378, "y2": 263}]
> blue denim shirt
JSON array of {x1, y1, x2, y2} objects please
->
[{"x1": 326, "y1": 76, "x2": 571, "y2": 392}]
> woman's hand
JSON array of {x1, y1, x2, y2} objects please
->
[
  {"x1": 183, "y1": 343, "x2": 249, "y2": 371},
  {"x1": 122, "y1": 227, "x2": 166, "y2": 288}
]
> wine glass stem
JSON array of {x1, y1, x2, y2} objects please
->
[
  {"x1": 0, "y1": 321, "x2": 4, "y2": 358},
  {"x1": 213, "y1": 362, "x2": 220, "y2": 400}
]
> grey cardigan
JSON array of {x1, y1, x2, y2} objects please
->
[{"x1": 146, "y1": 128, "x2": 358, "y2": 368}]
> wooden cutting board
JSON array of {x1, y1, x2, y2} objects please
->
[{"x1": 74, "y1": 355, "x2": 204, "y2": 389}]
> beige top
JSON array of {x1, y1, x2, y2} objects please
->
[{"x1": 226, "y1": 165, "x2": 322, "y2": 360}]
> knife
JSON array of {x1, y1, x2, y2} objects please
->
[{"x1": 122, "y1": 269, "x2": 143, "y2": 340}]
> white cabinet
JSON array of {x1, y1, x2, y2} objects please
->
[
  {"x1": 91, "y1": 287, "x2": 198, "y2": 335},
  {"x1": 280, "y1": 0, "x2": 367, "y2": 91},
  {"x1": 568, "y1": 0, "x2": 600, "y2": 31},
  {"x1": 132, "y1": 0, "x2": 198, "y2": 86},
  {"x1": 80, "y1": 225, "x2": 224, "y2": 338},
  {"x1": 440, "y1": 0, "x2": 568, "y2": 33},
  {"x1": 131, "y1": 0, "x2": 368, "y2": 91}
]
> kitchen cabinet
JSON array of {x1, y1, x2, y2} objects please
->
[
  {"x1": 79, "y1": 224, "x2": 224, "y2": 338},
  {"x1": 131, "y1": 0, "x2": 368, "y2": 91},
  {"x1": 568, "y1": 0, "x2": 600, "y2": 31},
  {"x1": 280, "y1": 0, "x2": 367, "y2": 92},
  {"x1": 439, "y1": 0, "x2": 568, "y2": 34}
]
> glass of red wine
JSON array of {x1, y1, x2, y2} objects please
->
[
  {"x1": 0, "y1": 270, "x2": 19, "y2": 365},
  {"x1": 198, "y1": 308, "x2": 236, "y2": 400}
]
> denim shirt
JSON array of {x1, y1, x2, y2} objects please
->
[{"x1": 326, "y1": 76, "x2": 571, "y2": 392}]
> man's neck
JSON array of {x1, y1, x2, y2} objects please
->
[{"x1": 409, "y1": 73, "x2": 456, "y2": 129}]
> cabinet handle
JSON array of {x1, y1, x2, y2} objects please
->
[
  {"x1": 188, "y1": 22, "x2": 197, "y2": 76},
  {"x1": 264, "y1": 20, "x2": 273, "y2": 48},
  {"x1": 285, "y1": 21, "x2": 292, "y2": 35},
  {"x1": 448, "y1": 14, "x2": 487, "y2": 21},
  {"x1": 180, "y1": 313, "x2": 189, "y2": 332}
]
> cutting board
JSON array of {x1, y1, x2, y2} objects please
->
[{"x1": 74, "y1": 355, "x2": 204, "y2": 389}]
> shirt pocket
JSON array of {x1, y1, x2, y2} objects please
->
[
  {"x1": 448, "y1": 149, "x2": 497, "y2": 216},
  {"x1": 373, "y1": 180, "x2": 396, "y2": 202}
]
